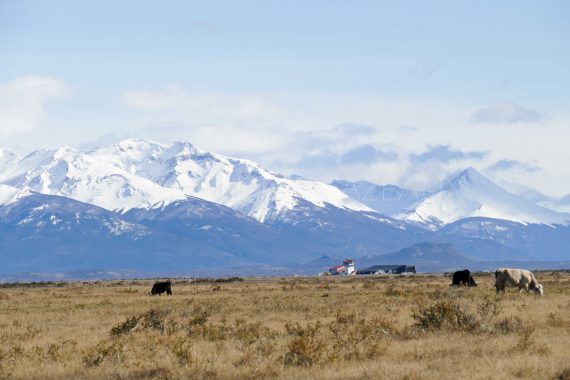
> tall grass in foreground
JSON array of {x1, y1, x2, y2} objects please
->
[{"x1": 1, "y1": 272, "x2": 570, "y2": 379}]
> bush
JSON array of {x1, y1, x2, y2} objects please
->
[
  {"x1": 110, "y1": 308, "x2": 171, "y2": 336},
  {"x1": 141, "y1": 308, "x2": 170, "y2": 333},
  {"x1": 328, "y1": 313, "x2": 392, "y2": 360},
  {"x1": 234, "y1": 319, "x2": 263, "y2": 347},
  {"x1": 412, "y1": 296, "x2": 501, "y2": 334},
  {"x1": 283, "y1": 321, "x2": 325, "y2": 366},
  {"x1": 110, "y1": 316, "x2": 140, "y2": 336},
  {"x1": 414, "y1": 300, "x2": 470, "y2": 331}
]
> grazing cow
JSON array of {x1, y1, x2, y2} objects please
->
[
  {"x1": 450, "y1": 269, "x2": 477, "y2": 287},
  {"x1": 495, "y1": 268, "x2": 543, "y2": 296},
  {"x1": 149, "y1": 281, "x2": 172, "y2": 296}
]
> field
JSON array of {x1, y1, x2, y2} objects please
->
[{"x1": 1, "y1": 272, "x2": 570, "y2": 380}]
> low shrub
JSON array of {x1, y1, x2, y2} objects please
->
[
  {"x1": 110, "y1": 316, "x2": 140, "y2": 336},
  {"x1": 283, "y1": 321, "x2": 325, "y2": 367},
  {"x1": 141, "y1": 308, "x2": 170, "y2": 333},
  {"x1": 412, "y1": 297, "x2": 499, "y2": 333},
  {"x1": 110, "y1": 308, "x2": 170, "y2": 336}
]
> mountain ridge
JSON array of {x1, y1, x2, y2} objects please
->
[
  {"x1": 396, "y1": 167, "x2": 570, "y2": 229},
  {"x1": 1, "y1": 141, "x2": 570, "y2": 278},
  {"x1": 0, "y1": 139, "x2": 372, "y2": 223}
]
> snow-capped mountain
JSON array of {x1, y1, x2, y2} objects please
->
[
  {"x1": 0, "y1": 149, "x2": 18, "y2": 172},
  {"x1": 0, "y1": 144, "x2": 186, "y2": 211},
  {"x1": 0, "y1": 139, "x2": 371, "y2": 223},
  {"x1": 331, "y1": 180, "x2": 429, "y2": 216},
  {"x1": 397, "y1": 167, "x2": 570, "y2": 229},
  {"x1": 0, "y1": 184, "x2": 19, "y2": 205},
  {"x1": 2, "y1": 141, "x2": 570, "y2": 278}
]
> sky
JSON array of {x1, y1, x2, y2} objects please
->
[{"x1": 1, "y1": 0, "x2": 569, "y2": 196}]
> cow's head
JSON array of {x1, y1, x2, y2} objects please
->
[
  {"x1": 530, "y1": 281, "x2": 543, "y2": 296},
  {"x1": 468, "y1": 276, "x2": 477, "y2": 287}
]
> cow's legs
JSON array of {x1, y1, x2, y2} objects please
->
[{"x1": 495, "y1": 281, "x2": 504, "y2": 293}]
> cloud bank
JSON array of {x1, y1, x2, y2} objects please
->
[
  {"x1": 487, "y1": 159, "x2": 541, "y2": 173},
  {"x1": 471, "y1": 101, "x2": 542, "y2": 125},
  {"x1": 410, "y1": 145, "x2": 488, "y2": 164},
  {"x1": 0, "y1": 76, "x2": 68, "y2": 136}
]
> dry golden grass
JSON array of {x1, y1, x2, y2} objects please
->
[{"x1": 1, "y1": 271, "x2": 570, "y2": 379}]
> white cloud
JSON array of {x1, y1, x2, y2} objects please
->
[
  {"x1": 486, "y1": 159, "x2": 541, "y2": 174},
  {"x1": 410, "y1": 145, "x2": 488, "y2": 164},
  {"x1": 107, "y1": 88, "x2": 570, "y2": 196},
  {"x1": 121, "y1": 84, "x2": 286, "y2": 121},
  {"x1": 471, "y1": 101, "x2": 542, "y2": 125},
  {"x1": 0, "y1": 76, "x2": 68, "y2": 136},
  {"x1": 121, "y1": 84, "x2": 215, "y2": 110},
  {"x1": 79, "y1": 123, "x2": 289, "y2": 156}
]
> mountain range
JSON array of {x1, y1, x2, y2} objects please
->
[{"x1": 1, "y1": 139, "x2": 570, "y2": 280}]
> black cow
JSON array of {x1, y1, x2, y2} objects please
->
[
  {"x1": 149, "y1": 281, "x2": 172, "y2": 296},
  {"x1": 450, "y1": 270, "x2": 477, "y2": 287}
]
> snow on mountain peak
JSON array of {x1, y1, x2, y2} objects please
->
[
  {"x1": 397, "y1": 167, "x2": 570, "y2": 229},
  {"x1": 0, "y1": 148, "x2": 18, "y2": 161},
  {"x1": 52, "y1": 145, "x2": 79, "y2": 160},
  {"x1": 0, "y1": 139, "x2": 372, "y2": 222},
  {"x1": 0, "y1": 149, "x2": 19, "y2": 174},
  {"x1": 441, "y1": 167, "x2": 491, "y2": 192}
]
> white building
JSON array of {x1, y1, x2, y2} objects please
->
[
  {"x1": 343, "y1": 258, "x2": 356, "y2": 275},
  {"x1": 328, "y1": 258, "x2": 356, "y2": 276}
]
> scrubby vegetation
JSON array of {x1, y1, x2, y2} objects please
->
[{"x1": 1, "y1": 272, "x2": 569, "y2": 379}]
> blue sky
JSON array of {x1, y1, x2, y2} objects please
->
[{"x1": 1, "y1": 0, "x2": 569, "y2": 195}]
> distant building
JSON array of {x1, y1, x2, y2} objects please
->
[
  {"x1": 358, "y1": 264, "x2": 416, "y2": 275},
  {"x1": 328, "y1": 258, "x2": 356, "y2": 276},
  {"x1": 328, "y1": 265, "x2": 345, "y2": 275},
  {"x1": 343, "y1": 258, "x2": 356, "y2": 275}
]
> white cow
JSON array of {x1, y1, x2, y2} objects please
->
[{"x1": 495, "y1": 268, "x2": 543, "y2": 296}]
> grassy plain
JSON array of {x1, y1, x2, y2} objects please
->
[{"x1": 1, "y1": 272, "x2": 570, "y2": 379}]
